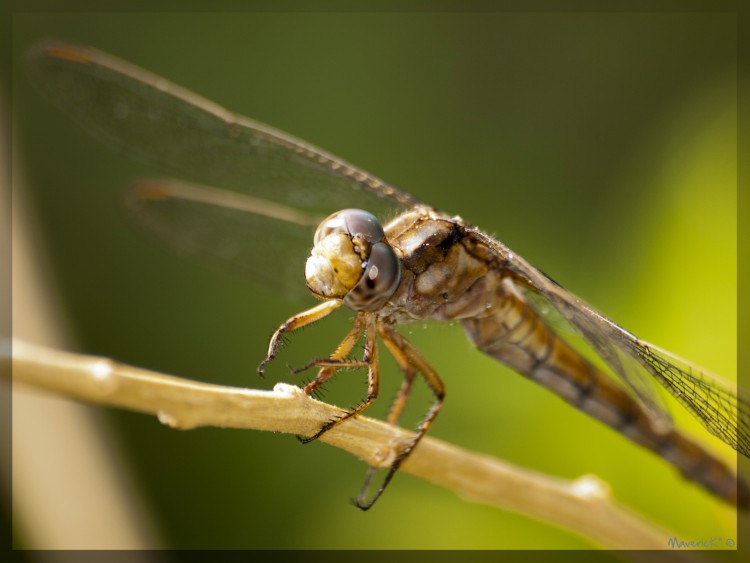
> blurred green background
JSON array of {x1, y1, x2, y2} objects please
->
[{"x1": 11, "y1": 9, "x2": 738, "y2": 550}]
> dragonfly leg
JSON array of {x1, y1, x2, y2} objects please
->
[
  {"x1": 297, "y1": 318, "x2": 380, "y2": 444},
  {"x1": 293, "y1": 357, "x2": 368, "y2": 375},
  {"x1": 385, "y1": 365, "x2": 417, "y2": 426},
  {"x1": 356, "y1": 346, "x2": 418, "y2": 501},
  {"x1": 353, "y1": 323, "x2": 445, "y2": 511},
  {"x1": 257, "y1": 299, "x2": 343, "y2": 376},
  {"x1": 292, "y1": 316, "x2": 365, "y2": 397}
]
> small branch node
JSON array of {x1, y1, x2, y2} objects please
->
[
  {"x1": 273, "y1": 382, "x2": 305, "y2": 399},
  {"x1": 372, "y1": 443, "x2": 398, "y2": 468},
  {"x1": 570, "y1": 474, "x2": 611, "y2": 502},
  {"x1": 156, "y1": 410, "x2": 183, "y2": 429}
]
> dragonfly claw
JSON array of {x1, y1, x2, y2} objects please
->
[{"x1": 256, "y1": 356, "x2": 273, "y2": 377}]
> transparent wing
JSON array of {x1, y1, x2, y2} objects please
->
[
  {"x1": 27, "y1": 41, "x2": 424, "y2": 295},
  {"x1": 472, "y1": 229, "x2": 748, "y2": 456},
  {"x1": 520, "y1": 278, "x2": 674, "y2": 427},
  {"x1": 123, "y1": 178, "x2": 323, "y2": 300}
]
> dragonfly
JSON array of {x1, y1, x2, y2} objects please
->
[{"x1": 27, "y1": 40, "x2": 749, "y2": 510}]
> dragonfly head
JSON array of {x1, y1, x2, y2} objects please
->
[{"x1": 306, "y1": 209, "x2": 401, "y2": 312}]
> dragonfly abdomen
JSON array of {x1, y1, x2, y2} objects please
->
[{"x1": 462, "y1": 275, "x2": 747, "y2": 507}]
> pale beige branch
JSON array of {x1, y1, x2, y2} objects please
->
[{"x1": 5, "y1": 337, "x2": 692, "y2": 552}]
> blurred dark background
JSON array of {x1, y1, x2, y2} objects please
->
[{"x1": 10, "y1": 9, "x2": 739, "y2": 550}]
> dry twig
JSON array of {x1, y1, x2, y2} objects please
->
[{"x1": 5, "y1": 337, "x2": 696, "y2": 552}]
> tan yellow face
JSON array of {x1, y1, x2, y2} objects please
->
[
  {"x1": 305, "y1": 209, "x2": 402, "y2": 312},
  {"x1": 305, "y1": 232, "x2": 363, "y2": 298}
]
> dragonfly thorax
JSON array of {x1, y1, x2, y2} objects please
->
[{"x1": 305, "y1": 209, "x2": 401, "y2": 312}]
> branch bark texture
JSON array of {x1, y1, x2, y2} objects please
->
[{"x1": 6, "y1": 338, "x2": 695, "y2": 552}]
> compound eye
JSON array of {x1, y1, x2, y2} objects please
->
[
  {"x1": 344, "y1": 242, "x2": 401, "y2": 312},
  {"x1": 314, "y1": 209, "x2": 384, "y2": 245}
]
